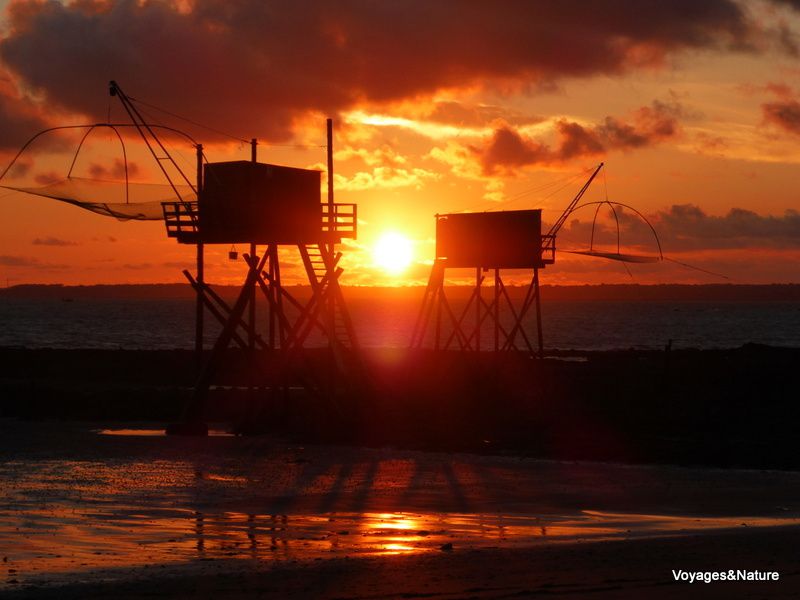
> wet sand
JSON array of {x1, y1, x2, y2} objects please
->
[{"x1": 2, "y1": 421, "x2": 800, "y2": 598}]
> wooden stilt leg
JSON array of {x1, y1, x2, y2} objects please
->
[
  {"x1": 534, "y1": 268, "x2": 544, "y2": 358},
  {"x1": 195, "y1": 243, "x2": 204, "y2": 364}
]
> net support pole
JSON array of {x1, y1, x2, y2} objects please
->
[
  {"x1": 196, "y1": 243, "x2": 204, "y2": 359},
  {"x1": 326, "y1": 119, "x2": 334, "y2": 239},
  {"x1": 249, "y1": 139, "x2": 258, "y2": 354},
  {"x1": 325, "y1": 118, "x2": 336, "y2": 397},
  {"x1": 195, "y1": 143, "x2": 204, "y2": 362},
  {"x1": 268, "y1": 245, "x2": 276, "y2": 349},
  {"x1": 245, "y1": 139, "x2": 258, "y2": 420},
  {"x1": 494, "y1": 269, "x2": 500, "y2": 352},
  {"x1": 475, "y1": 267, "x2": 481, "y2": 351},
  {"x1": 534, "y1": 268, "x2": 544, "y2": 358}
]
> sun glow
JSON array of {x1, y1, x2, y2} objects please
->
[{"x1": 373, "y1": 232, "x2": 413, "y2": 275}]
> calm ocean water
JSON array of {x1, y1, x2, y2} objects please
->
[{"x1": 1, "y1": 296, "x2": 798, "y2": 351}]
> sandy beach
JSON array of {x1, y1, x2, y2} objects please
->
[{"x1": 2, "y1": 419, "x2": 799, "y2": 598}]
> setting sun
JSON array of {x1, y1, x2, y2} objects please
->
[{"x1": 373, "y1": 232, "x2": 413, "y2": 275}]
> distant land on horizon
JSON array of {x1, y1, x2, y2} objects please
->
[{"x1": 2, "y1": 283, "x2": 800, "y2": 302}]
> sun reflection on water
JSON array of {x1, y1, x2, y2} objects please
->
[{"x1": 6, "y1": 505, "x2": 800, "y2": 590}]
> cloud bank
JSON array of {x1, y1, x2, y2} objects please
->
[
  {"x1": 0, "y1": 0, "x2": 758, "y2": 147},
  {"x1": 563, "y1": 204, "x2": 800, "y2": 252},
  {"x1": 473, "y1": 100, "x2": 683, "y2": 174}
]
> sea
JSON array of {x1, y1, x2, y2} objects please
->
[{"x1": 0, "y1": 296, "x2": 798, "y2": 351}]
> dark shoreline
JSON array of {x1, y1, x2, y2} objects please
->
[
  {"x1": 1, "y1": 344, "x2": 798, "y2": 471},
  {"x1": 3, "y1": 282, "x2": 800, "y2": 302}
]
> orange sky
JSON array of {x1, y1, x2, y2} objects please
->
[{"x1": 0, "y1": 0, "x2": 799, "y2": 286}]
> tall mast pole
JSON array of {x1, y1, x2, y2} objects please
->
[
  {"x1": 547, "y1": 162, "x2": 604, "y2": 238},
  {"x1": 325, "y1": 118, "x2": 336, "y2": 391},
  {"x1": 195, "y1": 143, "x2": 204, "y2": 362},
  {"x1": 249, "y1": 139, "x2": 257, "y2": 354},
  {"x1": 326, "y1": 118, "x2": 335, "y2": 243}
]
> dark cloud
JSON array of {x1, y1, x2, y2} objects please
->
[
  {"x1": 0, "y1": 0, "x2": 755, "y2": 142},
  {"x1": 5, "y1": 155, "x2": 32, "y2": 178},
  {"x1": 475, "y1": 100, "x2": 681, "y2": 173},
  {"x1": 0, "y1": 80, "x2": 51, "y2": 150},
  {"x1": 0, "y1": 254, "x2": 36, "y2": 266},
  {"x1": 476, "y1": 128, "x2": 551, "y2": 173},
  {"x1": 763, "y1": 82, "x2": 794, "y2": 99},
  {"x1": 771, "y1": 0, "x2": 800, "y2": 10},
  {"x1": 32, "y1": 236, "x2": 78, "y2": 247},
  {"x1": 0, "y1": 254, "x2": 68, "y2": 268},
  {"x1": 87, "y1": 159, "x2": 140, "y2": 181},
  {"x1": 693, "y1": 131, "x2": 728, "y2": 152},
  {"x1": 758, "y1": 82, "x2": 800, "y2": 135},
  {"x1": 598, "y1": 100, "x2": 682, "y2": 147},
  {"x1": 742, "y1": 81, "x2": 800, "y2": 136},
  {"x1": 562, "y1": 204, "x2": 800, "y2": 252},
  {"x1": 33, "y1": 171, "x2": 61, "y2": 185},
  {"x1": 652, "y1": 205, "x2": 800, "y2": 250},
  {"x1": 763, "y1": 99, "x2": 800, "y2": 135},
  {"x1": 555, "y1": 121, "x2": 606, "y2": 159},
  {"x1": 775, "y1": 21, "x2": 799, "y2": 56}
]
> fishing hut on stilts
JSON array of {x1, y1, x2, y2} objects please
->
[
  {"x1": 411, "y1": 164, "x2": 606, "y2": 357},
  {"x1": 0, "y1": 81, "x2": 362, "y2": 435},
  {"x1": 99, "y1": 86, "x2": 361, "y2": 436}
]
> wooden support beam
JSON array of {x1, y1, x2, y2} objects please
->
[
  {"x1": 195, "y1": 242, "x2": 204, "y2": 361},
  {"x1": 184, "y1": 270, "x2": 271, "y2": 350},
  {"x1": 181, "y1": 252, "x2": 268, "y2": 423},
  {"x1": 476, "y1": 268, "x2": 481, "y2": 351},
  {"x1": 534, "y1": 268, "x2": 544, "y2": 358},
  {"x1": 494, "y1": 269, "x2": 500, "y2": 352}
]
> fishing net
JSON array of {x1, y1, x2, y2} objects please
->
[
  {"x1": 564, "y1": 249, "x2": 661, "y2": 263},
  {"x1": 558, "y1": 200, "x2": 664, "y2": 263},
  {"x1": 0, "y1": 121, "x2": 199, "y2": 221},
  {"x1": 0, "y1": 177, "x2": 196, "y2": 221}
]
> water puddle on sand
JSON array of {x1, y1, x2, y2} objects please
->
[
  {"x1": 3, "y1": 507, "x2": 800, "y2": 589},
  {"x1": 97, "y1": 429, "x2": 234, "y2": 437}
]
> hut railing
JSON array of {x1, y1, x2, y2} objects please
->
[
  {"x1": 322, "y1": 202, "x2": 357, "y2": 239},
  {"x1": 541, "y1": 234, "x2": 556, "y2": 264},
  {"x1": 162, "y1": 200, "x2": 357, "y2": 242},
  {"x1": 163, "y1": 201, "x2": 199, "y2": 242}
]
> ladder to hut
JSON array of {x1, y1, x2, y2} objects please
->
[{"x1": 299, "y1": 243, "x2": 358, "y2": 353}]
